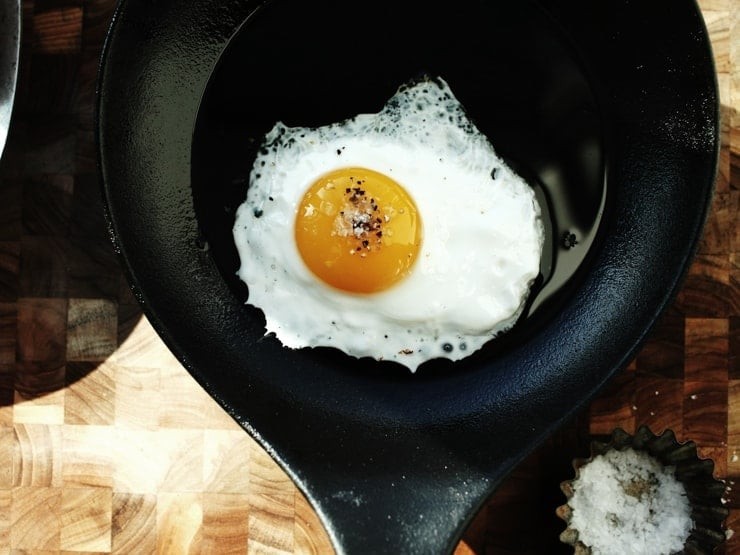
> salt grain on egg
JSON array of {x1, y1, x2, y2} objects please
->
[{"x1": 569, "y1": 448, "x2": 693, "y2": 555}]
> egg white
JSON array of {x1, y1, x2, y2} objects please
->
[{"x1": 233, "y1": 77, "x2": 544, "y2": 371}]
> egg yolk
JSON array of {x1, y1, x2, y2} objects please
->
[{"x1": 295, "y1": 167, "x2": 422, "y2": 294}]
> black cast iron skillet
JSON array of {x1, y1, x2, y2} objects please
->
[
  {"x1": 0, "y1": 0, "x2": 20, "y2": 160},
  {"x1": 97, "y1": 0, "x2": 718, "y2": 553}
]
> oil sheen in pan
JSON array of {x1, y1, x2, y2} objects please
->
[{"x1": 191, "y1": 0, "x2": 606, "y2": 363}]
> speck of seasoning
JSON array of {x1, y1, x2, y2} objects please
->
[
  {"x1": 442, "y1": 343, "x2": 453, "y2": 353},
  {"x1": 384, "y1": 335, "x2": 388, "y2": 338},
  {"x1": 253, "y1": 208, "x2": 263, "y2": 218},
  {"x1": 336, "y1": 149, "x2": 342, "y2": 155},
  {"x1": 399, "y1": 348, "x2": 413, "y2": 355},
  {"x1": 268, "y1": 196, "x2": 274, "y2": 201},
  {"x1": 562, "y1": 231, "x2": 579, "y2": 249},
  {"x1": 491, "y1": 167, "x2": 498, "y2": 179},
  {"x1": 459, "y1": 343, "x2": 467, "y2": 351},
  {"x1": 333, "y1": 184, "x2": 387, "y2": 253}
]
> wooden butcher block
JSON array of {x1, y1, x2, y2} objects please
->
[{"x1": 0, "y1": 0, "x2": 736, "y2": 553}]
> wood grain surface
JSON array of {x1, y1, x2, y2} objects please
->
[{"x1": 0, "y1": 0, "x2": 736, "y2": 553}]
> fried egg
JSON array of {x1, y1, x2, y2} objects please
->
[{"x1": 233, "y1": 77, "x2": 544, "y2": 371}]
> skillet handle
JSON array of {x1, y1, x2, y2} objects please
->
[{"x1": 306, "y1": 468, "x2": 493, "y2": 555}]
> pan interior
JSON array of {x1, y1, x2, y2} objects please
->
[{"x1": 191, "y1": 0, "x2": 606, "y2": 373}]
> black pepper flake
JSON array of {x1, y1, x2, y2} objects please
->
[
  {"x1": 336, "y1": 149, "x2": 342, "y2": 155},
  {"x1": 268, "y1": 196, "x2": 274, "y2": 201},
  {"x1": 459, "y1": 343, "x2": 467, "y2": 351},
  {"x1": 253, "y1": 208, "x2": 263, "y2": 218},
  {"x1": 399, "y1": 348, "x2": 413, "y2": 355},
  {"x1": 491, "y1": 168, "x2": 498, "y2": 179},
  {"x1": 337, "y1": 182, "x2": 388, "y2": 253},
  {"x1": 442, "y1": 343, "x2": 453, "y2": 353},
  {"x1": 562, "y1": 231, "x2": 579, "y2": 249}
]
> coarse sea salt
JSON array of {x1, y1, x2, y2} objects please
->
[{"x1": 569, "y1": 448, "x2": 693, "y2": 555}]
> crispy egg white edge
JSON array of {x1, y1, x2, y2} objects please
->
[{"x1": 233, "y1": 77, "x2": 544, "y2": 371}]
